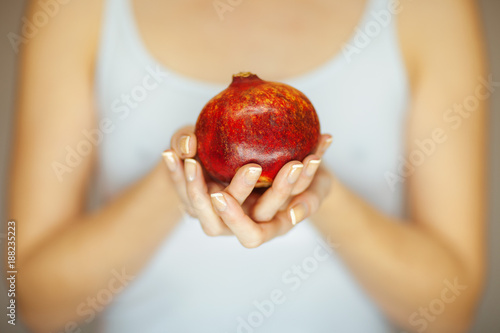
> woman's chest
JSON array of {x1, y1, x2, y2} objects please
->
[{"x1": 131, "y1": 0, "x2": 367, "y2": 82}]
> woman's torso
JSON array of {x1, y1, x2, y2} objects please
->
[
  {"x1": 131, "y1": 0, "x2": 369, "y2": 82},
  {"x1": 94, "y1": 0, "x2": 409, "y2": 331}
]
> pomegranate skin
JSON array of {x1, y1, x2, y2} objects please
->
[{"x1": 195, "y1": 72, "x2": 320, "y2": 187}]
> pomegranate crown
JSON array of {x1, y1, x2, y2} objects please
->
[{"x1": 231, "y1": 72, "x2": 261, "y2": 84}]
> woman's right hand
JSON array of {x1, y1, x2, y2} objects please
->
[
  {"x1": 163, "y1": 125, "x2": 257, "y2": 235},
  {"x1": 162, "y1": 125, "x2": 232, "y2": 222}
]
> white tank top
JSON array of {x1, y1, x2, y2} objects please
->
[{"x1": 94, "y1": 0, "x2": 409, "y2": 332}]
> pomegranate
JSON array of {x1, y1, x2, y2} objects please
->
[{"x1": 195, "y1": 72, "x2": 320, "y2": 187}]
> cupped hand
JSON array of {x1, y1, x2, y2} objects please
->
[{"x1": 162, "y1": 125, "x2": 333, "y2": 248}]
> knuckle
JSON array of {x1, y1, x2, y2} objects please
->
[
  {"x1": 276, "y1": 214, "x2": 293, "y2": 234},
  {"x1": 202, "y1": 225, "x2": 223, "y2": 237},
  {"x1": 189, "y1": 190, "x2": 207, "y2": 210},
  {"x1": 203, "y1": 229, "x2": 218, "y2": 237},
  {"x1": 240, "y1": 236, "x2": 264, "y2": 249},
  {"x1": 306, "y1": 194, "x2": 321, "y2": 213},
  {"x1": 291, "y1": 181, "x2": 310, "y2": 196},
  {"x1": 171, "y1": 172, "x2": 184, "y2": 183},
  {"x1": 179, "y1": 202, "x2": 196, "y2": 217},
  {"x1": 241, "y1": 241, "x2": 260, "y2": 249},
  {"x1": 185, "y1": 207, "x2": 197, "y2": 218},
  {"x1": 273, "y1": 186, "x2": 292, "y2": 202},
  {"x1": 254, "y1": 212, "x2": 273, "y2": 222}
]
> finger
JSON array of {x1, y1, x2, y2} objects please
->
[
  {"x1": 170, "y1": 125, "x2": 197, "y2": 159},
  {"x1": 291, "y1": 155, "x2": 322, "y2": 196},
  {"x1": 162, "y1": 150, "x2": 194, "y2": 216},
  {"x1": 314, "y1": 134, "x2": 333, "y2": 158},
  {"x1": 224, "y1": 164, "x2": 262, "y2": 205},
  {"x1": 289, "y1": 133, "x2": 330, "y2": 196},
  {"x1": 184, "y1": 159, "x2": 232, "y2": 236},
  {"x1": 287, "y1": 168, "x2": 332, "y2": 225},
  {"x1": 251, "y1": 161, "x2": 304, "y2": 222},
  {"x1": 241, "y1": 192, "x2": 261, "y2": 216},
  {"x1": 207, "y1": 181, "x2": 225, "y2": 194},
  {"x1": 211, "y1": 192, "x2": 292, "y2": 248}
]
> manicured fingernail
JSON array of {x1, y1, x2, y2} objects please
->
[
  {"x1": 290, "y1": 203, "x2": 307, "y2": 225},
  {"x1": 305, "y1": 159, "x2": 321, "y2": 177},
  {"x1": 162, "y1": 151, "x2": 177, "y2": 172},
  {"x1": 179, "y1": 135, "x2": 190, "y2": 155},
  {"x1": 287, "y1": 164, "x2": 303, "y2": 184},
  {"x1": 244, "y1": 166, "x2": 262, "y2": 185},
  {"x1": 211, "y1": 193, "x2": 227, "y2": 212},
  {"x1": 319, "y1": 137, "x2": 333, "y2": 155},
  {"x1": 184, "y1": 159, "x2": 197, "y2": 182}
]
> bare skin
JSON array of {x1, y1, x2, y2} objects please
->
[{"x1": 8, "y1": 0, "x2": 487, "y2": 332}]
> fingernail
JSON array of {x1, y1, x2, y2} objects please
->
[
  {"x1": 287, "y1": 164, "x2": 303, "y2": 184},
  {"x1": 290, "y1": 203, "x2": 307, "y2": 225},
  {"x1": 305, "y1": 159, "x2": 321, "y2": 177},
  {"x1": 179, "y1": 135, "x2": 190, "y2": 155},
  {"x1": 162, "y1": 151, "x2": 177, "y2": 172},
  {"x1": 184, "y1": 159, "x2": 197, "y2": 182},
  {"x1": 244, "y1": 166, "x2": 262, "y2": 186},
  {"x1": 322, "y1": 137, "x2": 333, "y2": 154},
  {"x1": 211, "y1": 193, "x2": 227, "y2": 212}
]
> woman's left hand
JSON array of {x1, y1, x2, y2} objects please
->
[
  {"x1": 165, "y1": 128, "x2": 333, "y2": 248},
  {"x1": 210, "y1": 162, "x2": 333, "y2": 248}
]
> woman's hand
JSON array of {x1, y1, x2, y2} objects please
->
[
  {"x1": 162, "y1": 126, "x2": 333, "y2": 247},
  {"x1": 209, "y1": 163, "x2": 333, "y2": 248}
]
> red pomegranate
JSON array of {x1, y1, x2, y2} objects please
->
[{"x1": 195, "y1": 72, "x2": 320, "y2": 187}]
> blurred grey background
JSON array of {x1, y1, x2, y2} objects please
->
[{"x1": 0, "y1": 0, "x2": 498, "y2": 332}]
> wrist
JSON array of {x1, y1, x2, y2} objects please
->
[{"x1": 310, "y1": 168, "x2": 348, "y2": 235}]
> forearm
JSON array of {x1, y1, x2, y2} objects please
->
[
  {"x1": 18, "y1": 162, "x2": 183, "y2": 332},
  {"x1": 312, "y1": 177, "x2": 483, "y2": 333}
]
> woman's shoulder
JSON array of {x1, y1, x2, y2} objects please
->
[
  {"x1": 397, "y1": 0, "x2": 487, "y2": 84},
  {"x1": 21, "y1": 0, "x2": 105, "y2": 67}
]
